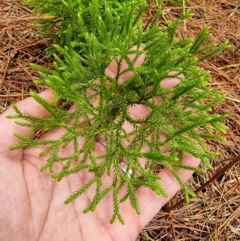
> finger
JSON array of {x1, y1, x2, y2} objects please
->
[
  {"x1": 105, "y1": 46, "x2": 145, "y2": 84},
  {"x1": 121, "y1": 74, "x2": 181, "y2": 147},
  {"x1": 161, "y1": 71, "x2": 181, "y2": 88},
  {"x1": 136, "y1": 153, "x2": 201, "y2": 227},
  {"x1": 0, "y1": 89, "x2": 55, "y2": 155}
]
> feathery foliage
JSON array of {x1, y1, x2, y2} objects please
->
[{"x1": 8, "y1": 0, "x2": 228, "y2": 223}]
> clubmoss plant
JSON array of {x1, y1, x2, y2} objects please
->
[{"x1": 8, "y1": 0, "x2": 228, "y2": 224}]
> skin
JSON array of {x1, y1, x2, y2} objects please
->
[{"x1": 0, "y1": 53, "x2": 200, "y2": 241}]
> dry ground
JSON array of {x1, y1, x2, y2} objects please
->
[{"x1": 0, "y1": 0, "x2": 240, "y2": 240}]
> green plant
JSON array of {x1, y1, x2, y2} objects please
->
[
  {"x1": 8, "y1": 0, "x2": 228, "y2": 224},
  {"x1": 24, "y1": 0, "x2": 140, "y2": 52}
]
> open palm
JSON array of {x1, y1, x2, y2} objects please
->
[{"x1": 0, "y1": 54, "x2": 200, "y2": 241}]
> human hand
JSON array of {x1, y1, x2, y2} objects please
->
[{"x1": 0, "y1": 53, "x2": 200, "y2": 241}]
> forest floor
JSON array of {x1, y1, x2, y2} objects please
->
[{"x1": 1, "y1": 0, "x2": 240, "y2": 240}]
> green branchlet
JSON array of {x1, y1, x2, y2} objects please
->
[{"x1": 8, "y1": 0, "x2": 229, "y2": 224}]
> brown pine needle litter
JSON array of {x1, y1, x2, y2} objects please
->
[{"x1": 1, "y1": 1, "x2": 239, "y2": 240}]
